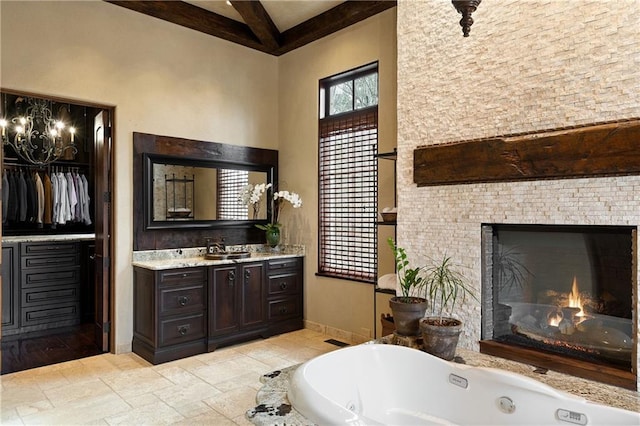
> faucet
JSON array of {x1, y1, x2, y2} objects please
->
[{"x1": 207, "y1": 237, "x2": 226, "y2": 254}]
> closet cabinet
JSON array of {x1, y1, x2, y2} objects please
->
[
  {"x1": 1, "y1": 243, "x2": 19, "y2": 332},
  {"x1": 1, "y1": 241, "x2": 91, "y2": 337},
  {"x1": 208, "y1": 261, "x2": 267, "y2": 350}
]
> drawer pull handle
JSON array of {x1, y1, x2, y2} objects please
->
[
  {"x1": 228, "y1": 270, "x2": 235, "y2": 286},
  {"x1": 178, "y1": 296, "x2": 189, "y2": 306},
  {"x1": 182, "y1": 273, "x2": 188, "y2": 278},
  {"x1": 279, "y1": 282, "x2": 287, "y2": 290},
  {"x1": 279, "y1": 307, "x2": 288, "y2": 314},
  {"x1": 178, "y1": 325, "x2": 190, "y2": 335}
]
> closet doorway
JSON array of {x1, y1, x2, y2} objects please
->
[{"x1": 0, "y1": 90, "x2": 113, "y2": 374}]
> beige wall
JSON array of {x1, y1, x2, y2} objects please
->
[
  {"x1": 397, "y1": 0, "x2": 640, "y2": 385},
  {"x1": 1, "y1": 0, "x2": 278, "y2": 353},
  {"x1": 1, "y1": 0, "x2": 397, "y2": 351},
  {"x1": 278, "y1": 9, "x2": 397, "y2": 342}
]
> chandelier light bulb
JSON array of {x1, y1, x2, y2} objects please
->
[
  {"x1": 15, "y1": 125, "x2": 24, "y2": 134},
  {"x1": 50, "y1": 129, "x2": 59, "y2": 138},
  {"x1": 70, "y1": 127, "x2": 76, "y2": 142},
  {"x1": 0, "y1": 119, "x2": 7, "y2": 137},
  {"x1": 19, "y1": 117, "x2": 27, "y2": 125},
  {"x1": 56, "y1": 121, "x2": 65, "y2": 130}
]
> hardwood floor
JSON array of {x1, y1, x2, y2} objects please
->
[{"x1": 1, "y1": 323, "x2": 103, "y2": 374}]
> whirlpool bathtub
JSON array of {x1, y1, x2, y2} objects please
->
[{"x1": 288, "y1": 344, "x2": 639, "y2": 425}]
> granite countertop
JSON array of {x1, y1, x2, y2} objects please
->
[
  {"x1": 132, "y1": 244, "x2": 305, "y2": 270},
  {"x1": 2, "y1": 233, "x2": 96, "y2": 243}
]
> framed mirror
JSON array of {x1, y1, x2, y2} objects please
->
[{"x1": 144, "y1": 153, "x2": 274, "y2": 230}]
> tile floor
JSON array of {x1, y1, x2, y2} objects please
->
[{"x1": 1, "y1": 329, "x2": 347, "y2": 425}]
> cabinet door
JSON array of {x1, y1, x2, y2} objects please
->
[
  {"x1": 240, "y1": 262, "x2": 266, "y2": 328},
  {"x1": 2, "y1": 244, "x2": 19, "y2": 331},
  {"x1": 209, "y1": 265, "x2": 239, "y2": 336}
]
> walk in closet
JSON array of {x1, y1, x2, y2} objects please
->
[{"x1": 0, "y1": 91, "x2": 113, "y2": 374}]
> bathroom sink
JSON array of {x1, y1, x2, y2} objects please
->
[{"x1": 204, "y1": 251, "x2": 251, "y2": 260}]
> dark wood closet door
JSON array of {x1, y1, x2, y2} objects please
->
[{"x1": 93, "y1": 110, "x2": 112, "y2": 351}]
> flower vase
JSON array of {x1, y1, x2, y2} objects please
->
[{"x1": 265, "y1": 227, "x2": 281, "y2": 248}]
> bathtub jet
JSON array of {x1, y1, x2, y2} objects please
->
[{"x1": 288, "y1": 344, "x2": 639, "y2": 425}]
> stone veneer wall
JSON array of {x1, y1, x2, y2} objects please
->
[{"x1": 396, "y1": 0, "x2": 640, "y2": 387}]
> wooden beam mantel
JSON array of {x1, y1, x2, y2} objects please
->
[{"x1": 414, "y1": 119, "x2": 640, "y2": 186}]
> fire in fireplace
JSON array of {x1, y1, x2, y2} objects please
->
[{"x1": 481, "y1": 224, "x2": 635, "y2": 387}]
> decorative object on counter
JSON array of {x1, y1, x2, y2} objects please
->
[
  {"x1": 387, "y1": 238, "x2": 428, "y2": 336},
  {"x1": 251, "y1": 185, "x2": 303, "y2": 248},
  {"x1": 1, "y1": 96, "x2": 77, "y2": 166},
  {"x1": 420, "y1": 254, "x2": 478, "y2": 360}
]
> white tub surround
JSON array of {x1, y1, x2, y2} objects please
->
[
  {"x1": 132, "y1": 244, "x2": 304, "y2": 270},
  {"x1": 290, "y1": 344, "x2": 639, "y2": 425}
]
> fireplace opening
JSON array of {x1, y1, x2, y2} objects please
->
[{"x1": 480, "y1": 224, "x2": 636, "y2": 388}]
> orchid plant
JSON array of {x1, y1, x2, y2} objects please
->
[
  {"x1": 239, "y1": 183, "x2": 302, "y2": 231},
  {"x1": 257, "y1": 188, "x2": 303, "y2": 232},
  {"x1": 238, "y1": 183, "x2": 272, "y2": 219}
]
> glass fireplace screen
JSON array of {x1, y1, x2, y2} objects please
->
[{"x1": 488, "y1": 224, "x2": 634, "y2": 369}]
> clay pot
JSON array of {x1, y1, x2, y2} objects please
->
[
  {"x1": 389, "y1": 297, "x2": 427, "y2": 336},
  {"x1": 420, "y1": 317, "x2": 462, "y2": 361}
]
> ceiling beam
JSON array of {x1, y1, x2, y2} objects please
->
[
  {"x1": 275, "y1": 1, "x2": 397, "y2": 56},
  {"x1": 104, "y1": 0, "x2": 397, "y2": 56},
  {"x1": 230, "y1": 1, "x2": 281, "y2": 52},
  {"x1": 105, "y1": 0, "x2": 271, "y2": 54}
]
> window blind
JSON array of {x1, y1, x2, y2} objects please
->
[
  {"x1": 217, "y1": 169, "x2": 249, "y2": 220},
  {"x1": 318, "y1": 108, "x2": 378, "y2": 282}
]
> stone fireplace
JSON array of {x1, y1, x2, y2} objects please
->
[
  {"x1": 480, "y1": 224, "x2": 635, "y2": 388},
  {"x1": 410, "y1": 119, "x2": 640, "y2": 389}
]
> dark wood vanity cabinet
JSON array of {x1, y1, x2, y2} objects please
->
[
  {"x1": 132, "y1": 266, "x2": 208, "y2": 364},
  {"x1": 266, "y1": 257, "x2": 303, "y2": 335},
  {"x1": 207, "y1": 261, "x2": 267, "y2": 350},
  {"x1": 132, "y1": 256, "x2": 303, "y2": 364}
]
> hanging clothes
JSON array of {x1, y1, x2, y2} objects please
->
[
  {"x1": 43, "y1": 171, "x2": 52, "y2": 225},
  {"x1": 34, "y1": 172, "x2": 45, "y2": 228},
  {"x1": 2, "y1": 170, "x2": 9, "y2": 224}
]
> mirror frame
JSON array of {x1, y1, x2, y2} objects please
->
[
  {"x1": 133, "y1": 132, "x2": 278, "y2": 250},
  {"x1": 143, "y1": 153, "x2": 274, "y2": 230}
]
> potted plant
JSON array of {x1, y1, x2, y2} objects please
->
[
  {"x1": 419, "y1": 255, "x2": 477, "y2": 360},
  {"x1": 387, "y1": 238, "x2": 428, "y2": 336}
]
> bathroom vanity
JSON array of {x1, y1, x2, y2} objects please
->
[{"x1": 132, "y1": 248, "x2": 303, "y2": 364}]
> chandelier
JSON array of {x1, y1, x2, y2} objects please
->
[{"x1": 0, "y1": 97, "x2": 77, "y2": 166}]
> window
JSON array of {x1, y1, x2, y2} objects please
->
[
  {"x1": 217, "y1": 169, "x2": 249, "y2": 220},
  {"x1": 318, "y1": 63, "x2": 379, "y2": 283}
]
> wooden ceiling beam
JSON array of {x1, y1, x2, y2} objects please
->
[
  {"x1": 104, "y1": 0, "x2": 397, "y2": 56},
  {"x1": 105, "y1": 0, "x2": 271, "y2": 53},
  {"x1": 230, "y1": 1, "x2": 281, "y2": 52},
  {"x1": 275, "y1": 1, "x2": 397, "y2": 56}
]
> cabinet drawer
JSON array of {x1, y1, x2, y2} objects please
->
[
  {"x1": 267, "y1": 257, "x2": 301, "y2": 272},
  {"x1": 159, "y1": 283, "x2": 206, "y2": 316},
  {"x1": 21, "y1": 253, "x2": 80, "y2": 270},
  {"x1": 21, "y1": 242, "x2": 79, "y2": 257},
  {"x1": 158, "y1": 268, "x2": 206, "y2": 285},
  {"x1": 21, "y1": 267, "x2": 81, "y2": 288},
  {"x1": 22, "y1": 284, "x2": 79, "y2": 307},
  {"x1": 268, "y1": 273, "x2": 300, "y2": 296},
  {"x1": 268, "y1": 297, "x2": 301, "y2": 321},
  {"x1": 159, "y1": 312, "x2": 206, "y2": 347},
  {"x1": 21, "y1": 302, "x2": 80, "y2": 326}
]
